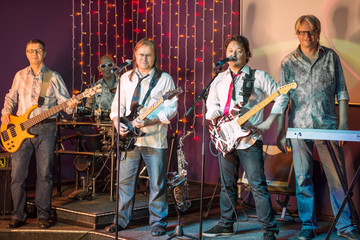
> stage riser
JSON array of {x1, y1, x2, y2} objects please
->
[
  {"x1": 55, "y1": 195, "x2": 218, "y2": 230},
  {"x1": 0, "y1": 231, "x2": 122, "y2": 240}
]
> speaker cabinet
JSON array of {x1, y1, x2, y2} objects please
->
[{"x1": 0, "y1": 152, "x2": 12, "y2": 216}]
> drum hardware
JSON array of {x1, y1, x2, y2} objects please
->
[
  {"x1": 74, "y1": 155, "x2": 91, "y2": 172},
  {"x1": 56, "y1": 120, "x2": 116, "y2": 201},
  {"x1": 56, "y1": 149, "x2": 116, "y2": 158}
]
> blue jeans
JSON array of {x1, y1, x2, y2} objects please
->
[
  {"x1": 218, "y1": 140, "x2": 278, "y2": 233},
  {"x1": 290, "y1": 139, "x2": 355, "y2": 234},
  {"x1": 115, "y1": 146, "x2": 168, "y2": 228},
  {"x1": 11, "y1": 122, "x2": 57, "y2": 221}
]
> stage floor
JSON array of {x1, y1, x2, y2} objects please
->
[{"x1": 0, "y1": 181, "x2": 351, "y2": 240}]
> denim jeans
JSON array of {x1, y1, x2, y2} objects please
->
[
  {"x1": 218, "y1": 140, "x2": 278, "y2": 233},
  {"x1": 290, "y1": 139, "x2": 355, "y2": 234},
  {"x1": 115, "y1": 146, "x2": 168, "y2": 228},
  {"x1": 11, "y1": 122, "x2": 57, "y2": 221}
]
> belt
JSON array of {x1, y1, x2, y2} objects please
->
[{"x1": 38, "y1": 118, "x2": 57, "y2": 125}]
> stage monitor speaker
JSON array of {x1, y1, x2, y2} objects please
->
[{"x1": 0, "y1": 152, "x2": 12, "y2": 216}]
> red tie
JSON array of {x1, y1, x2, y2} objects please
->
[
  {"x1": 223, "y1": 80, "x2": 233, "y2": 116},
  {"x1": 224, "y1": 72, "x2": 241, "y2": 116}
]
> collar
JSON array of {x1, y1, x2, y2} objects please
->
[
  {"x1": 296, "y1": 44, "x2": 324, "y2": 58},
  {"x1": 135, "y1": 68, "x2": 155, "y2": 80},
  {"x1": 225, "y1": 65, "x2": 250, "y2": 76},
  {"x1": 27, "y1": 64, "x2": 48, "y2": 76}
]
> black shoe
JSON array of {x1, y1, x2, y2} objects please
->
[
  {"x1": 6, "y1": 219, "x2": 25, "y2": 228},
  {"x1": 298, "y1": 229, "x2": 315, "y2": 240},
  {"x1": 338, "y1": 229, "x2": 360, "y2": 240},
  {"x1": 202, "y1": 225, "x2": 233, "y2": 238},
  {"x1": 151, "y1": 225, "x2": 166, "y2": 236},
  {"x1": 38, "y1": 218, "x2": 50, "y2": 229},
  {"x1": 263, "y1": 231, "x2": 276, "y2": 240},
  {"x1": 104, "y1": 223, "x2": 124, "y2": 233}
]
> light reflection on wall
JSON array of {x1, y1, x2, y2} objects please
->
[{"x1": 242, "y1": 0, "x2": 360, "y2": 104}]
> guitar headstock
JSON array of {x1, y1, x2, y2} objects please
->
[
  {"x1": 278, "y1": 82, "x2": 297, "y2": 94},
  {"x1": 83, "y1": 84, "x2": 103, "y2": 98},
  {"x1": 163, "y1": 87, "x2": 183, "y2": 100}
]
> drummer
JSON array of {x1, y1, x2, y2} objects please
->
[{"x1": 86, "y1": 54, "x2": 119, "y2": 120}]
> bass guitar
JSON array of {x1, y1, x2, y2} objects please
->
[
  {"x1": 118, "y1": 87, "x2": 183, "y2": 151},
  {"x1": 209, "y1": 82, "x2": 297, "y2": 156},
  {"x1": 0, "y1": 84, "x2": 102, "y2": 153}
]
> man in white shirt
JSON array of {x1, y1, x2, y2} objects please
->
[
  {"x1": 106, "y1": 38, "x2": 177, "y2": 236},
  {"x1": 203, "y1": 35, "x2": 288, "y2": 240}
]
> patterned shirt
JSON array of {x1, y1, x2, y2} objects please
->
[
  {"x1": 1, "y1": 65, "x2": 72, "y2": 118},
  {"x1": 110, "y1": 68, "x2": 178, "y2": 149},
  {"x1": 279, "y1": 45, "x2": 349, "y2": 129},
  {"x1": 86, "y1": 77, "x2": 118, "y2": 111},
  {"x1": 206, "y1": 65, "x2": 289, "y2": 149}
]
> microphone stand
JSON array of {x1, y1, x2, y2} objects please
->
[
  {"x1": 186, "y1": 66, "x2": 223, "y2": 239},
  {"x1": 113, "y1": 63, "x2": 128, "y2": 240}
]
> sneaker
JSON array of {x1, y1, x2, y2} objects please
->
[
  {"x1": 298, "y1": 229, "x2": 315, "y2": 240},
  {"x1": 151, "y1": 225, "x2": 166, "y2": 236},
  {"x1": 263, "y1": 231, "x2": 276, "y2": 240},
  {"x1": 202, "y1": 224, "x2": 233, "y2": 238},
  {"x1": 104, "y1": 223, "x2": 125, "y2": 233},
  {"x1": 338, "y1": 229, "x2": 360, "y2": 240}
]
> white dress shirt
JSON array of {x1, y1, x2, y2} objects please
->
[{"x1": 110, "y1": 68, "x2": 178, "y2": 149}]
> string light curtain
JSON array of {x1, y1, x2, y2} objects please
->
[{"x1": 72, "y1": 0, "x2": 240, "y2": 181}]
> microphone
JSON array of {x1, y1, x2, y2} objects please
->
[
  {"x1": 213, "y1": 56, "x2": 236, "y2": 68},
  {"x1": 111, "y1": 59, "x2": 132, "y2": 73}
]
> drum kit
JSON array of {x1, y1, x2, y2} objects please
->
[{"x1": 56, "y1": 105, "x2": 116, "y2": 200}]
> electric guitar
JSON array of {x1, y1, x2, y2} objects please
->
[
  {"x1": 0, "y1": 84, "x2": 102, "y2": 153},
  {"x1": 209, "y1": 82, "x2": 297, "y2": 156},
  {"x1": 118, "y1": 87, "x2": 183, "y2": 151}
]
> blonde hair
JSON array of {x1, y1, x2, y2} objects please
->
[{"x1": 295, "y1": 15, "x2": 321, "y2": 34}]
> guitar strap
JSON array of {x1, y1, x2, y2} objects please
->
[
  {"x1": 38, "y1": 70, "x2": 53, "y2": 107},
  {"x1": 241, "y1": 68, "x2": 256, "y2": 105},
  {"x1": 140, "y1": 70, "x2": 163, "y2": 107}
]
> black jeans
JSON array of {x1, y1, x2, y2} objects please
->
[{"x1": 218, "y1": 140, "x2": 278, "y2": 233}]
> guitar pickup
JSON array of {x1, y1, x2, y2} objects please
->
[{"x1": 1, "y1": 131, "x2": 9, "y2": 141}]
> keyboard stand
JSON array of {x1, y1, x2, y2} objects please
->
[{"x1": 324, "y1": 140, "x2": 360, "y2": 239}]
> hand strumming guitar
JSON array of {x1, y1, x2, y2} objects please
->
[{"x1": 112, "y1": 117, "x2": 129, "y2": 136}]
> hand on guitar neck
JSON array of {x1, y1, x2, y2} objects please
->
[{"x1": 67, "y1": 95, "x2": 80, "y2": 109}]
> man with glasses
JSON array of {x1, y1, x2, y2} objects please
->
[
  {"x1": 106, "y1": 38, "x2": 177, "y2": 236},
  {"x1": 277, "y1": 15, "x2": 360, "y2": 240},
  {"x1": 1, "y1": 39, "x2": 78, "y2": 229},
  {"x1": 86, "y1": 55, "x2": 119, "y2": 119}
]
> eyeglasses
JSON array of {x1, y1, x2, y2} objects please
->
[
  {"x1": 297, "y1": 30, "x2": 318, "y2": 36},
  {"x1": 99, "y1": 62, "x2": 115, "y2": 69},
  {"x1": 26, "y1": 49, "x2": 45, "y2": 54}
]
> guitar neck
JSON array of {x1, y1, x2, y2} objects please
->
[
  {"x1": 236, "y1": 91, "x2": 279, "y2": 126},
  {"x1": 22, "y1": 93, "x2": 85, "y2": 129},
  {"x1": 132, "y1": 97, "x2": 165, "y2": 124}
]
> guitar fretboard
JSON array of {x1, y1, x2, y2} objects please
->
[
  {"x1": 236, "y1": 91, "x2": 279, "y2": 126},
  {"x1": 132, "y1": 97, "x2": 165, "y2": 124},
  {"x1": 22, "y1": 93, "x2": 85, "y2": 129}
]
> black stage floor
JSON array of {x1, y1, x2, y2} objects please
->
[{"x1": 0, "y1": 181, "x2": 351, "y2": 240}]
